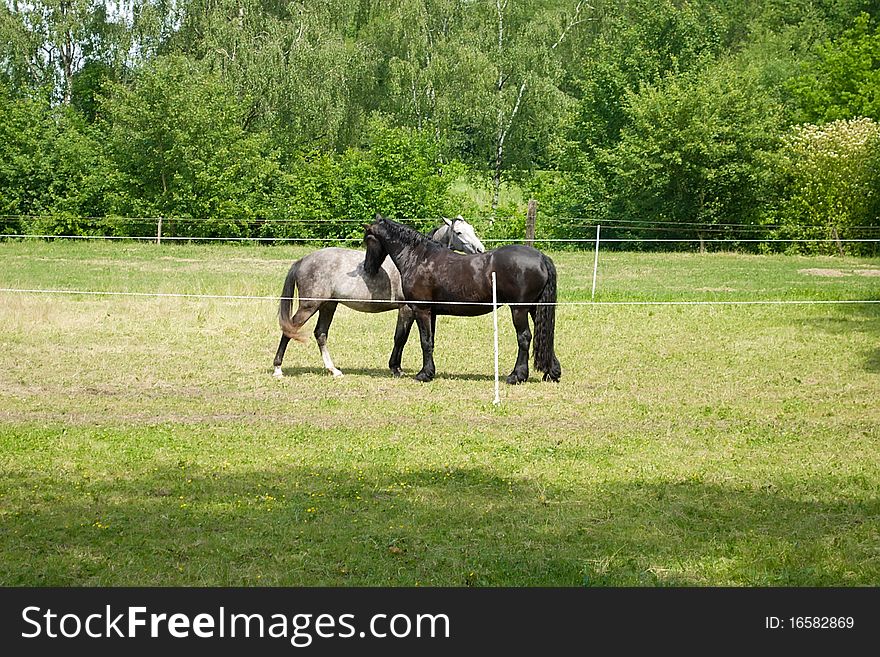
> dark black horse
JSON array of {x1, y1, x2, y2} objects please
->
[{"x1": 364, "y1": 215, "x2": 561, "y2": 384}]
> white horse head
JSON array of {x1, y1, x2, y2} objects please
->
[{"x1": 433, "y1": 215, "x2": 485, "y2": 254}]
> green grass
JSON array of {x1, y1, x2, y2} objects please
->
[
  {"x1": 1, "y1": 240, "x2": 878, "y2": 586},
  {"x1": 3, "y1": 239, "x2": 877, "y2": 301}
]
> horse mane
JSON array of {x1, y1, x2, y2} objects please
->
[
  {"x1": 365, "y1": 217, "x2": 453, "y2": 275},
  {"x1": 363, "y1": 233, "x2": 385, "y2": 276},
  {"x1": 379, "y1": 218, "x2": 442, "y2": 252}
]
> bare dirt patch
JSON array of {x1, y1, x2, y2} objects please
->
[
  {"x1": 799, "y1": 267, "x2": 880, "y2": 278},
  {"x1": 798, "y1": 268, "x2": 850, "y2": 277}
]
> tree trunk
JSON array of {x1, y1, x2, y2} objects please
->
[
  {"x1": 491, "y1": 81, "x2": 526, "y2": 221},
  {"x1": 61, "y1": 27, "x2": 74, "y2": 104}
]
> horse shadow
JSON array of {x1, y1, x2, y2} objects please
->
[
  {"x1": 270, "y1": 366, "x2": 497, "y2": 382},
  {"x1": 777, "y1": 301, "x2": 880, "y2": 372},
  {"x1": 865, "y1": 348, "x2": 880, "y2": 373}
]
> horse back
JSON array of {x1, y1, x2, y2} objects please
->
[
  {"x1": 403, "y1": 244, "x2": 551, "y2": 314},
  {"x1": 296, "y1": 247, "x2": 402, "y2": 309}
]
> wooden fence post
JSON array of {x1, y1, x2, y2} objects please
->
[
  {"x1": 525, "y1": 199, "x2": 537, "y2": 247},
  {"x1": 831, "y1": 225, "x2": 845, "y2": 256}
]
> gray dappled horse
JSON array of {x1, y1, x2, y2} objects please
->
[{"x1": 273, "y1": 216, "x2": 484, "y2": 378}]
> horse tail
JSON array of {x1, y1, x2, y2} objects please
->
[
  {"x1": 278, "y1": 259, "x2": 301, "y2": 338},
  {"x1": 533, "y1": 254, "x2": 561, "y2": 382}
]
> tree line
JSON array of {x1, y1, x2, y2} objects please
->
[{"x1": 1, "y1": 0, "x2": 879, "y2": 253}]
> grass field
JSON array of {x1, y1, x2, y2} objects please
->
[{"x1": 1, "y1": 240, "x2": 879, "y2": 586}]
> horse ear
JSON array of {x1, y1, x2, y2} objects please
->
[{"x1": 363, "y1": 223, "x2": 371, "y2": 231}]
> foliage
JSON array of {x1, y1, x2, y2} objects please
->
[
  {"x1": 340, "y1": 118, "x2": 453, "y2": 229},
  {"x1": 96, "y1": 55, "x2": 286, "y2": 236},
  {"x1": 0, "y1": 0, "x2": 144, "y2": 104},
  {"x1": 0, "y1": 89, "x2": 56, "y2": 221},
  {"x1": 604, "y1": 60, "x2": 786, "y2": 238},
  {"x1": 2, "y1": 1, "x2": 880, "y2": 249},
  {"x1": 549, "y1": 0, "x2": 733, "y2": 246},
  {"x1": 262, "y1": 118, "x2": 460, "y2": 241},
  {"x1": 178, "y1": 0, "x2": 379, "y2": 156},
  {"x1": 789, "y1": 13, "x2": 880, "y2": 123},
  {"x1": 530, "y1": 158, "x2": 610, "y2": 241},
  {"x1": 571, "y1": 0, "x2": 724, "y2": 150},
  {"x1": 774, "y1": 117, "x2": 880, "y2": 254},
  {"x1": 0, "y1": 84, "x2": 104, "y2": 233}
]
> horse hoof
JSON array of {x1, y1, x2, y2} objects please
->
[
  {"x1": 391, "y1": 368, "x2": 404, "y2": 378},
  {"x1": 330, "y1": 369, "x2": 344, "y2": 378},
  {"x1": 414, "y1": 372, "x2": 434, "y2": 383},
  {"x1": 273, "y1": 367, "x2": 283, "y2": 378}
]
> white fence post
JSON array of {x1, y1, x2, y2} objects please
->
[
  {"x1": 157, "y1": 217, "x2": 162, "y2": 245},
  {"x1": 492, "y1": 271, "x2": 500, "y2": 406},
  {"x1": 591, "y1": 224, "x2": 601, "y2": 301}
]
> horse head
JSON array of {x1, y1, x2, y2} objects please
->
[
  {"x1": 439, "y1": 215, "x2": 485, "y2": 254},
  {"x1": 364, "y1": 214, "x2": 485, "y2": 271},
  {"x1": 363, "y1": 215, "x2": 389, "y2": 276}
]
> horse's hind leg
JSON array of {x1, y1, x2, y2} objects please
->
[
  {"x1": 273, "y1": 335, "x2": 291, "y2": 378},
  {"x1": 273, "y1": 300, "x2": 321, "y2": 378},
  {"x1": 506, "y1": 306, "x2": 532, "y2": 384},
  {"x1": 388, "y1": 305, "x2": 414, "y2": 377},
  {"x1": 285, "y1": 302, "x2": 321, "y2": 344},
  {"x1": 314, "y1": 302, "x2": 343, "y2": 377},
  {"x1": 274, "y1": 301, "x2": 319, "y2": 377}
]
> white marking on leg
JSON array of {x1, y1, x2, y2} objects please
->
[
  {"x1": 320, "y1": 343, "x2": 344, "y2": 378},
  {"x1": 273, "y1": 366, "x2": 283, "y2": 378}
]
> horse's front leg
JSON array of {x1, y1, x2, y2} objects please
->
[
  {"x1": 413, "y1": 306, "x2": 436, "y2": 382},
  {"x1": 388, "y1": 304, "x2": 414, "y2": 377},
  {"x1": 314, "y1": 302, "x2": 343, "y2": 377}
]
